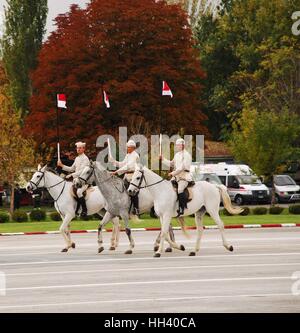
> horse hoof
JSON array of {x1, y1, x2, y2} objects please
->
[
  {"x1": 109, "y1": 246, "x2": 116, "y2": 251},
  {"x1": 61, "y1": 248, "x2": 68, "y2": 253},
  {"x1": 124, "y1": 250, "x2": 133, "y2": 255},
  {"x1": 98, "y1": 247, "x2": 104, "y2": 254},
  {"x1": 228, "y1": 246, "x2": 234, "y2": 252},
  {"x1": 154, "y1": 253, "x2": 161, "y2": 258},
  {"x1": 154, "y1": 246, "x2": 159, "y2": 252},
  {"x1": 71, "y1": 243, "x2": 76, "y2": 249},
  {"x1": 165, "y1": 247, "x2": 172, "y2": 253},
  {"x1": 189, "y1": 252, "x2": 196, "y2": 256},
  {"x1": 180, "y1": 245, "x2": 185, "y2": 251}
]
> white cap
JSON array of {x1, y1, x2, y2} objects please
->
[
  {"x1": 127, "y1": 140, "x2": 136, "y2": 148},
  {"x1": 75, "y1": 142, "x2": 86, "y2": 148},
  {"x1": 176, "y1": 138, "x2": 185, "y2": 145}
]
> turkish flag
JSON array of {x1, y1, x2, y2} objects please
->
[
  {"x1": 57, "y1": 94, "x2": 67, "y2": 109},
  {"x1": 103, "y1": 90, "x2": 110, "y2": 108},
  {"x1": 162, "y1": 81, "x2": 173, "y2": 98}
]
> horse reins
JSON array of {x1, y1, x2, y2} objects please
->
[
  {"x1": 129, "y1": 170, "x2": 164, "y2": 191},
  {"x1": 79, "y1": 166, "x2": 125, "y2": 193},
  {"x1": 30, "y1": 170, "x2": 67, "y2": 202}
]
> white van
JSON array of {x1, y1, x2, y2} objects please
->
[{"x1": 191, "y1": 163, "x2": 270, "y2": 205}]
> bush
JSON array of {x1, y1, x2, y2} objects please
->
[
  {"x1": 240, "y1": 207, "x2": 250, "y2": 216},
  {"x1": 29, "y1": 209, "x2": 46, "y2": 221},
  {"x1": 12, "y1": 210, "x2": 28, "y2": 222},
  {"x1": 289, "y1": 205, "x2": 300, "y2": 214},
  {"x1": 269, "y1": 206, "x2": 284, "y2": 215},
  {"x1": 50, "y1": 211, "x2": 61, "y2": 221},
  {"x1": 0, "y1": 212, "x2": 10, "y2": 223},
  {"x1": 252, "y1": 207, "x2": 268, "y2": 215},
  {"x1": 222, "y1": 208, "x2": 233, "y2": 216}
]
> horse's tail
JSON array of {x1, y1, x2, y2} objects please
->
[
  {"x1": 177, "y1": 217, "x2": 191, "y2": 239},
  {"x1": 216, "y1": 185, "x2": 244, "y2": 215}
]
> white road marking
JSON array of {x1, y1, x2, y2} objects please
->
[
  {"x1": 1, "y1": 252, "x2": 300, "y2": 267},
  {"x1": 0, "y1": 236, "x2": 299, "y2": 251},
  {"x1": 0, "y1": 293, "x2": 295, "y2": 311},
  {"x1": 4, "y1": 276, "x2": 293, "y2": 292},
  {"x1": 1, "y1": 241, "x2": 300, "y2": 257},
  {"x1": 5, "y1": 262, "x2": 300, "y2": 277}
]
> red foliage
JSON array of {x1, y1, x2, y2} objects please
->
[{"x1": 24, "y1": 0, "x2": 208, "y2": 155}]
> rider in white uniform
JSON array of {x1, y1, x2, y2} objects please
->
[
  {"x1": 109, "y1": 140, "x2": 140, "y2": 215},
  {"x1": 160, "y1": 138, "x2": 192, "y2": 216},
  {"x1": 57, "y1": 142, "x2": 90, "y2": 217}
]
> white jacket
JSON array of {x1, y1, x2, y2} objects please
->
[
  {"x1": 111, "y1": 151, "x2": 140, "y2": 180},
  {"x1": 163, "y1": 150, "x2": 192, "y2": 181},
  {"x1": 62, "y1": 153, "x2": 90, "y2": 178}
]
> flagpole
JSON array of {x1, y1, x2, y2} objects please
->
[
  {"x1": 56, "y1": 105, "x2": 61, "y2": 163},
  {"x1": 159, "y1": 82, "x2": 164, "y2": 176}
]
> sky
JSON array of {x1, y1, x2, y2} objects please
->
[{"x1": 0, "y1": 0, "x2": 89, "y2": 37}]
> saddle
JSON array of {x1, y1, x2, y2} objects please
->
[
  {"x1": 70, "y1": 185, "x2": 94, "y2": 200},
  {"x1": 171, "y1": 180, "x2": 195, "y2": 202}
]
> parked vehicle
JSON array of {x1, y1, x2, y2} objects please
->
[
  {"x1": 192, "y1": 172, "x2": 223, "y2": 185},
  {"x1": 266, "y1": 175, "x2": 300, "y2": 203},
  {"x1": 191, "y1": 163, "x2": 270, "y2": 205}
]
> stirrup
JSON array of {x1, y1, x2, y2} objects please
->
[
  {"x1": 176, "y1": 209, "x2": 184, "y2": 218},
  {"x1": 81, "y1": 211, "x2": 87, "y2": 218}
]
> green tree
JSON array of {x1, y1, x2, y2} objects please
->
[
  {"x1": 229, "y1": 104, "x2": 300, "y2": 204},
  {"x1": 0, "y1": 64, "x2": 35, "y2": 215},
  {"x1": 1, "y1": 0, "x2": 48, "y2": 118},
  {"x1": 196, "y1": 0, "x2": 299, "y2": 139}
]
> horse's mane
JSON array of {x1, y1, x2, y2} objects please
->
[
  {"x1": 94, "y1": 162, "x2": 125, "y2": 189},
  {"x1": 45, "y1": 167, "x2": 61, "y2": 176}
]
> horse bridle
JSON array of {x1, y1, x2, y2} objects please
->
[
  {"x1": 29, "y1": 171, "x2": 46, "y2": 190},
  {"x1": 78, "y1": 165, "x2": 113, "y2": 185},
  {"x1": 29, "y1": 170, "x2": 66, "y2": 202},
  {"x1": 78, "y1": 165, "x2": 96, "y2": 185},
  {"x1": 129, "y1": 170, "x2": 164, "y2": 192}
]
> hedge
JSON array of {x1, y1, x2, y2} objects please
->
[
  {"x1": 252, "y1": 207, "x2": 268, "y2": 215},
  {"x1": 29, "y1": 209, "x2": 46, "y2": 221},
  {"x1": 50, "y1": 212, "x2": 61, "y2": 221},
  {"x1": 289, "y1": 205, "x2": 300, "y2": 214},
  {"x1": 12, "y1": 210, "x2": 28, "y2": 222},
  {"x1": 269, "y1": 206, "x2": 284, "y2": 215},
  {"x1": 0, "y1": 212, "x2": 10, "y2": 223},
  {"x1": 240, "y1": 207, "x2": 250, "y2": 216}
]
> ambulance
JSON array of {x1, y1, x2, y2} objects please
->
[{"x1": 191, "y1": 162, "x2": 270, "y2": 205}]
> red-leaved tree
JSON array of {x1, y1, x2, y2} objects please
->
[{"x1": 24, "y1": 0, "x2": 208, "y2": 156}]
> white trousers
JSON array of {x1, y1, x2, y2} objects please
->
[
  {"x1": 77, "y1": 184, "x2": 89, "y2": 198},
  {"x1": 177, "y1": 180, "x2": 189, "y2": 194}
]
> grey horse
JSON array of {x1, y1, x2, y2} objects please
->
[{"x1": 75, "y1": 161, "x2": 134, "y2": 254}]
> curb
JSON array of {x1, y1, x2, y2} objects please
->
[{"x1": 0, "y1": 223, "x2": 299, "y2": 237}]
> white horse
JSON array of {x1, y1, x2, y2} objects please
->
[
  {"x1": 26, "y1": 165, "x2": 120, "y2": 252},
  {"x1": 74, "y1": 162, "x2": 190, "y2": 253},
  {"x1": 128, "y1": 165, "x2": 243, "y2": 257}
]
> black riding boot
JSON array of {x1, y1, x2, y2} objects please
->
[
  {"x1": 79, "y1": 197, "x2": 87, "y2": 218},
  {"x1": 176, "y1": 192, "x2": 186, "y2": 217},
  {"x1": 132, "y1": 194, "x2": 140, "y2": 216}
]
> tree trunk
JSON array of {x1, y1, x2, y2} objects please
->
[
  {"x1": 270, "y1": 174, "x2": 276, "y2": 206},
  {"x1": 10, "y1": 184, "x2": 15, "y2": 216}
]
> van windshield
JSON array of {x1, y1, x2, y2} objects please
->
[
  {"x1": 236, "y1": 175, "x2": 262, "y2": 185},
  {"x1": 274, "y1": 176, "x2": 296, "y2": 186}
]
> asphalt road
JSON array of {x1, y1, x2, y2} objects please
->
[{"x1": 0, "y1": 227, "x2": 299, "y2": 313}]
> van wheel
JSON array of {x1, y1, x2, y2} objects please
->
[{"x1": 235, "y1": 195, "x2": 244, "y2": 205}]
